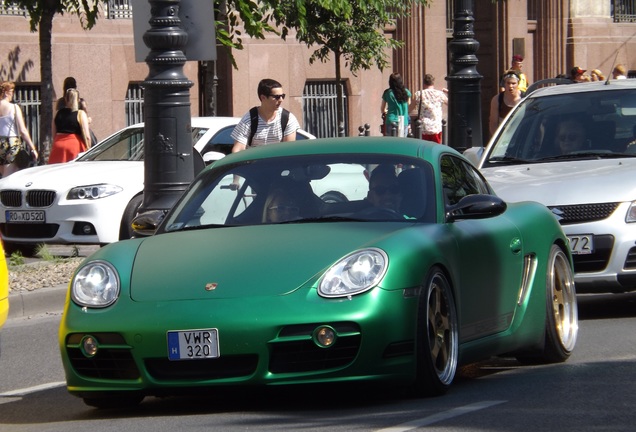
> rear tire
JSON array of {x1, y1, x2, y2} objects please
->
[
  {"x1": 119, "y1": 194, "x2": 144, "y2": 240},
  {"x1": 517, "y1": 244, "x2": 578, "y2": 364},
  {"x1": 413, "y1": 267, "x2": 458, "y2": 397},
  {"x1": 542, "y1": 244, "x2": 578, "y2": 362}
]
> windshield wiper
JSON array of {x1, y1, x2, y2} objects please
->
[
  {"x1": 487, "y1": 155, "x2": 532, "y2": 164},
  {"x1": 275, "y1": 215, "x2": 367, "y2": 224},
  {"x1": 537, "y1": 152, "x2": 636, "y2": 162}
]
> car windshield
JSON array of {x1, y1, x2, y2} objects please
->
[
  {"x1": 77, "y1": 127, "x2": 209, "y2": 162},
  {"x1": 161, "y1": 154, "x2": 435, "y2": 231},
  {"x1": 483, "y1": 88, "x2": 636, "y2": 167}
]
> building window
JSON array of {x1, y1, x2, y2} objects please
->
[
  {"x1": 107, "y1": 0, "x2": 133, "y2": 19},
  {"x1": 125, "y1": 83, "x2": 144, "y2": 126},
  {"x1": 302, "y1": 81, "x2": 349, "y2": 138},
  {"x1": 0, "y1": 2, "x2": 26, "y2": 16},
  {"x1": 612, "y1": 0, "x2": 636, "y2": 22},
  {"x1": 13, "y1": 84, "x2": 41, "y2": 151},
  {"x1": 446, "y1": 0, "x2": 455, "y2": 37}
]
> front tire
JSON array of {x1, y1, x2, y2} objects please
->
[
  {"x1": 413, "y1": 267, "x2": 459, "y2": 397},
  {"x1": 83, "y1": 393, "x2": 144, "y2": 409},
  {"x1": 119, "y1": 194, "x2": 144, "y2": 240}
]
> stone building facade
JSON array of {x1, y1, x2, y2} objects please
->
[{"x1": 0, "y1": 0, "x2": 634, "y2": 149}]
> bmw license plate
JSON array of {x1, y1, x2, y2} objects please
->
[
  {"x1": 567, "y1": 234, "x2": 593, "y2": 255},
  {"x1": 167, "y1": 328, "x2": 219, "y2": 360},
  {"x1": 6, "y1": 210, "x2": 45, "y2": 223}
]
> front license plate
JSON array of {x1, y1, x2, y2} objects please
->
[
  {"x1": 167, "y1": 328, "x2": 219, "y2": 361},
  {"x1": 5, "y1": 210, "x2": 45, "y2": 223},
  {"x1": 567, "y1": 234, "x2": 593, "y2": 255}
]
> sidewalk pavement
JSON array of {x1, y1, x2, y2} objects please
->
[{"x1": 7, "y1": 284, "x2": 68, "y2": 319}]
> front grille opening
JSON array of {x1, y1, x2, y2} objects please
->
[{"x1": 549, "y1": 203, "x2": 619, "y2": 225}]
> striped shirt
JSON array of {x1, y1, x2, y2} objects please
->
[{"x1": 231, "y1": 107, "x2": 300, "y2": 147}]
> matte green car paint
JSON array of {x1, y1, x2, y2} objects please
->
[{"x1": 59, "y1": 137, "x2": 574, "y2": 397}]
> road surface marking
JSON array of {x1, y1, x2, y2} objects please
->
[
  {"x1": 376, "y1": 400, "x2": 506, "y2": 432},
  {"x1": 0, "y1": 381, "x2": 66, "y2": 397}
]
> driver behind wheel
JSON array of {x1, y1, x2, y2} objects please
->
[{"x1": 366, "y1": 164, "x2": 402, "y2": 212}]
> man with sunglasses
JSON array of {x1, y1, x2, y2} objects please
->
[
  {"x1": 230, "y1": 79, "x2": 300, "y2": 190},
  {"x1": 231, "y1": 78, "x2": 299, "y2": 152},
  {"x1": 366, "y1": 164, "x2": 403, "y2": 213}
]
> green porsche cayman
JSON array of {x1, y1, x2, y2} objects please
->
[{"x1": 59, "y1": 137, "x2": 578, "y2": 408}]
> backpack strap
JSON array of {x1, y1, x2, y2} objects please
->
[
  {"x1": 248, "y1": 107, "x2": 290, "y2": 146},
  {"x1": 280, "y1": 108, "x2": 289, "y2": 136},
  {"x1": 248, "y1": 106, "x2": 259, "y2": 147}
]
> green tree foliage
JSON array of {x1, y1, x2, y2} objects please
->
[
  {"x1": 269, "y1": 0, "x2": 431, "y2": 133},
  {"x1": 6, "y1": 0, "x2": 101, "y2": 157}
]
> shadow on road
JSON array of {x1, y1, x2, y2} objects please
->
[{"x1": 577, "y1": 292, "x2": 636, "y2": 320}]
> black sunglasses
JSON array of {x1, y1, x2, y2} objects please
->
[
  {"x1": 371, "y1": 185, "x2": 401, "y2": 195},
  {"x1": 270, "y1": 94, "x2": 286, "y2": 101}
]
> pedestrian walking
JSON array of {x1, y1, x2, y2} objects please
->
[
  {"x1": 381, "y1": 73, "x2": 411, "y2": 137},
  {"x1": 0, "y1": 81, "x2": 38, "y2": 177},
  {"x1": 413, "y1": 74, "x2": 448, "y2": 143}
]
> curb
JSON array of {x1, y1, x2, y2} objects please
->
[{"x1": 7, "y1": 284, "x2": 68, "y2": 319}]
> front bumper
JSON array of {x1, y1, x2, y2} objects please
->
[
  {"x1": 562, "y1": 203, "x2": 636, "y2": 293},
  {"x1": 59, "y1": 288, "x2": 419, "y2": 397}
]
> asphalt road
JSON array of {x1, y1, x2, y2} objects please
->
[{"x1": 0, "y1": 292, "x2": 635, "y2": 431}]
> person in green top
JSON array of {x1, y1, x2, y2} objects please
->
[{"x1": 381, "y1": 73, "x2": 412, "y2": 137}]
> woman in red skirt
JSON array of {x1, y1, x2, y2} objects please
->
[{"x1": 48, "y1": 88, "x2": 91, "y2": 164}]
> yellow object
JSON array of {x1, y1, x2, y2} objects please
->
[{"x1": 0, "y1": 236, "x2": 9, "y2": 329}]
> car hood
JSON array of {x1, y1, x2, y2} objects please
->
[
  {"x1": 129, "y1": 222, "x2": 411, "y2": 302},
  {"x1": 482, "y1": 158, "x2": 636, "y2": 205},
  {"x1": 0, "y1": 161, "x2": 142, "y2": 190}
]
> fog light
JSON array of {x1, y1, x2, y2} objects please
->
[
  {"x1": 81, "y1": 335, "x2": 99, "y2": 357},
  {"x1": 72, "y1": 222, "x2": 96, "y2": 236},
  {"x1": 313, "y1": 326, "x2": 337, "y2": 348}
]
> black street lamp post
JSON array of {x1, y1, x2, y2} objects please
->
[
  {"x1": 140, "y1": 0, "x2": 194, "y2": 213},
  {"x1": 446, "y1": 0, "x2": 483, "y2": 152}
]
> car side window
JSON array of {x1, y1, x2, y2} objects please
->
[
  {"x1": 200, "y1": 126, "x2": 236, "y2": 157},
  {"x1": 441, "y1": 155, "x2": 489, "y2": 206}
]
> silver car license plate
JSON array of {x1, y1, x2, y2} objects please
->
[
  {"x1": 567, "y1": 234, "x2": 593, "y2": 255},
  {"x1": 5, "y1": 210, "x2": 45, "y2": 223},
  {"x1": 167, "y1": 328, "x2": 219, "y2": 360}
]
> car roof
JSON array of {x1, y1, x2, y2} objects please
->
[
  {"x1": 125, "y1": 116, "x2": 240, "y2": 129},
  {"x1": 528, "y1": 79, "x2": 636, "y2": 98},
  {"x1": 213, "y1": 136, "x2": 461, "y2": 166}
]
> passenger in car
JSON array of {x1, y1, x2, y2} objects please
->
[{"x1": 262, "y1": 178, "x2": 319, "y2": 223}]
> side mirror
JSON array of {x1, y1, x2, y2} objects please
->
[
  {"x1": 446, "y1": 194, "x2": 507, "y2": 222},
  {"x1": 131, "y1": 210, "x2": 166, "y2": 237}
]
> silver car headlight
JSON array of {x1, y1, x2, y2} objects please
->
[
  {"x1": 67, "y1": 184, "x2": 123, "y2": 200},
  {"x1": 318, "y1": 248, "x2": 388, "y2": 298},
  {"x1": 71, "y1": 261, "x2": 120, "y2": 308},
  {"x1": 626, "y1": 202, "x2": 636, "y2": 223}
]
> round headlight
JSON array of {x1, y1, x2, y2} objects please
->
[
  {"x1": 318, "y1": 248, "x2": 388, "y2": 298},
  {"x1": 72, "y1": 260, "x2": 120, "y2": 308}
]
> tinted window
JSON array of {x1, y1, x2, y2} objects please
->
[
  {"x1": 484, "y1": 88, "x2": 636, "y2": 166},
  {"x1": 441, "y1": 155, "x2": 491, "y2": 206}
]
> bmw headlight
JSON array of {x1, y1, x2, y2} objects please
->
[
  {"x1": 67, "y1": 184, "x2": 123, "y2": 200},
  {"x1": 318, "y1": 248, "x2": 388, "y2": 298},
  {"x1": 626, "y1": 202, "x2": 636, "y2": 223},
  {"x1": 71, "y1": 261, "x2": 120, "y2": 308}
]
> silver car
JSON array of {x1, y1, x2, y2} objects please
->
[{"x1": 468, "y1": 79, "x2": 636, "y2": 294}]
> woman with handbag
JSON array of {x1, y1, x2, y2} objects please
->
[
  {"x1": 49, "y1": 88, "x2": 91, "y2": 164},
  {"x1": 0, "y1": 81, "x2": 38, "y2": 177},
  {"x1": 381, "y1": 73, "x2": 411, "y2": 137}
]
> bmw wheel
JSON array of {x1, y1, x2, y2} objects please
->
[{"x1": 413, "y1": 267, "x2": 459, "y2": 397}]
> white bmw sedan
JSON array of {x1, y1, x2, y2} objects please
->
[
  {"x1": 468, "y1": 79, "x2": 636, "y2": 294},
  {"x1": 0, "y1": 117, "x2": 314, "y2": 255}
]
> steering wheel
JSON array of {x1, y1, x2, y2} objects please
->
[{"x1": 355, "y1": 206, "x2": 402, "y2": 220}]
